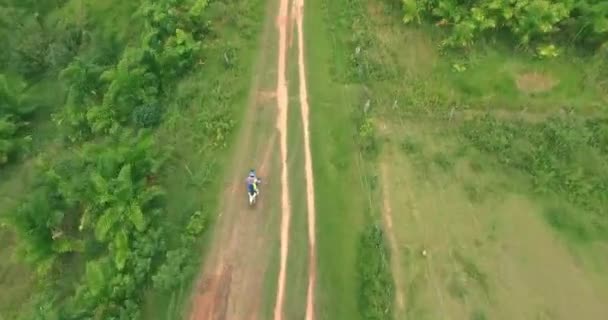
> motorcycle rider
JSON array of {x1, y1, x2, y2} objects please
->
[{"x1": 246, "y1": 169, "x2": 261, "y2": 196}]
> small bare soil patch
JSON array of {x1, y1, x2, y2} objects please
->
[{"x1": 516, "y1": 72, "x2": 558, "y2": 94}]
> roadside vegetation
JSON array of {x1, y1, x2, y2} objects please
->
[
  {"x1": 356, "y1": 225, "x2": 394, "y2": 320},
  {"x1": 0, "y1": 0, "x2": 262, "y2": 318}
]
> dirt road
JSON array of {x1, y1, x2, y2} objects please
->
[
  {"x1": 188, "y1": 0, "x2": 318, "y2": 318},
  {"x1": 187, "y1": 0, "x2": 282, "y2": 318},
  {"x1": 272, "y1": 0, "x2": 292, "y2": 317}
]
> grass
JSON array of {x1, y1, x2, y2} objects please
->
[
  {"x1": 305, "y1": 0, "x2": 402, "y2": 318},
  {"x1": 459, "y1": 116, "x2": 608, "y2": 243},
  {"x1": 378, "y1": 131, "x2": 608, "y2": 319},
  {"x1": 305, "y1": 0, "x2": 370, "y2": 319},
  {"x1": 311, "y1": 0, "x2": 608, "y2": 319},
  {"x1": 363, "y1": 1, "x2": 608, "y2": 118},
  {"x1": 440, "y1": 45, "x2": 607, "y2": 112}
]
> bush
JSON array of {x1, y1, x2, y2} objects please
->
[
  {"x1": 14, "y1": 18, "x2": 50, "y2": 77},
  {"x1": 357, "y1": 224, "x2": 394, "y2": 320},
  {"x1": 46, "y1": 23, "x2": 82, "y2": 69},
  {"x1": 401, "y1": 0, "x2": 608, "y2": 53},
  {"x1": 9, "y1": 130, "x2": 170, "y2": 318},
  {"x1": 133, "y1": 103, "x2": 163, "y2": 128},
  {"x1": 53, "y1": 0, "x2": 208, "y2": 142},
  {"x1": 353, "y1": 99, "x2": 379, "y2": 158},
  {"x1": 0, "y1": 74, "x2": 37, "y2": 165},
  {"x1": 152, "y1": 210, "x2": 207, "y2": 291}
]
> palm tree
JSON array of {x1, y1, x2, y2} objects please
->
[
  {"x1": 0, "y1": 74, "x2": 37, "y2": 164},
  {"x1": 78, "y1": 130, "x2": 165, "y2": 270}
]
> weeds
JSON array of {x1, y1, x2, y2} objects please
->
[
  {"x1": 447, "y1": 272, "x2": 468, "y2": 301},
  {"x1": 432, "y1": 151, "x2": 454, "y2": 171},
  {"x1": 400, "y1": 135, "x2": 421, "y2": 154},
  {"x1": 461, "y1": 115, "x2": 608, "y2": 242},
  {"x1": 453, "y1": 250, "x2": 490, "y2": 298},
  {"x1": 544, "y1": 205, "x2": 592, "y2": 243},
  {"x1": 404, "y1": 269, "x2": 429, "y2": 320},
  {"x1": 464, "y1": 182, "x2": 483, "y2": 203},
  {"x1": 470, "y1": 309, "x2": 488, "y2": 320},
  {"x1": 357, "y1": 224, "x2": 395, "y2": 320}
]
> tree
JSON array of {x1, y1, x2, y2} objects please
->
[{"x1": 0, "y1": 74, "x2": 36, "y2": 165}]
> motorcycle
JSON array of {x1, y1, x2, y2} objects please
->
[{"x1": 248, "y1": 179, "x2": 262, "y2": 206}]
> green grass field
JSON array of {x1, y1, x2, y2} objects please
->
[
  {"x1": 305, "y1": 0, "x2": 370, "y2": 318},
  {"x1": 314, "y1": 0, "x2": 608, "y2": 319},
  {"x1": 303, "y1": 0, "x2": 608, "y2": 319}
]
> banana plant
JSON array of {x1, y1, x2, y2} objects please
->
[
  {"x1": 78, "y1": 131, "x2": 165, "y2": 270},
  {"x1": 100, "y1": 47, "x2": 160, "y2": 126}
]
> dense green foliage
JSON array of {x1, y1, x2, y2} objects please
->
[
  {"x1": 13, "y1": 131, "x2": 168, "y2": 319},
  {"x1": 357, "y1": 224, "x2": 394, "y2": 320},
  {"x1": 55, "y1": 0, "x2": 206, "y2": 142},
  {"x1": 0, "y1": 74, "x2": 36, "y2": 165},
  {"x1": 152, "y1": 210, "x2": 206, "y2": 291},
  {"x1": 1, "y1": 0, "x2": 80, "y2": 77},
  {"x1": 461, "y1": 115, "x2": 608, "y2": 242},
  {"x1": 401, "y1": 0, "x2": 608, "y2": 54},
  {"x1": 0, "y1": 0, "x2": 226, "y2": 318}
]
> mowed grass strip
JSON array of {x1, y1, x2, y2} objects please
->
[{"x1": 305, "y1": 0, "x2": 371, "y2": 319}]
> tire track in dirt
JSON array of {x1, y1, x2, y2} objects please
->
[
  {"x1": 402, "y1": 166, "x2": 448, "y2": 319},
  {"x1": 294, "y1": 0, "x2": 317, "y2": 319},
  {"x1": 380, "y1": 163, "x2": 406, "y2": 314},
  {"x1": 272, "y1": 0, "x2": 292, "y2": 317}
]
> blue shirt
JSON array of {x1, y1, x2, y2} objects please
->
[{"x1": 246, "y1": 176, "x2": 257, "y2": 185}]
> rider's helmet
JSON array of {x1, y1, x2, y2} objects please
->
[{"x1": 249, "y1": 169, "x2": 256, "y2": 177}]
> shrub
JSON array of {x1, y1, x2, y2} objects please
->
[
  {"x1": 9, "y1": 130, "x2": 169, "y2": 318},
  {"x1": 14, "y1": 18, "x2": 50, "y2": 77},
  {"x1": 357, "y1": 224, "x2": 394, "y2": 320},
  {"x1": 152, "y1": 210, "x2": 207, "y2": 291},
  {"x1": 53, "y1": 0, "x2": 209, "y2": 142},
  {"x1": 133, "y1": 103, "x2": 163, "y2": 128},
  {"x1": 400, "y1": 0, "x2": 608, "y2": 53},
  {"x1": 0, "y1": 74, "x2": 37, "y2": 165}
]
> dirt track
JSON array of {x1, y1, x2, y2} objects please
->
[
  {"x1": 294, "y1": 0, "x2": 318, "y2": 318},
  {"x1": 272, "y1": 0, "x2": 292, "y2": 317},
  {"x1": 187, "y1": 0, "x2": 281, "y2": 317},
  {"x1": 380, "y1": 163, "x2": 405, "y2": 316},
  {"x1": 188, "y1": 0, "x2": 317, "y2": 318}
]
